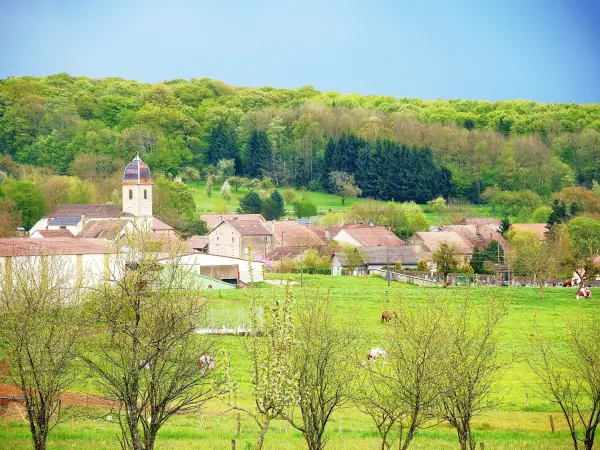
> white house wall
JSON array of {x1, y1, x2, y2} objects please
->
[{"x1": 332, "y1": 230, "x2": 362, "y2": 247}]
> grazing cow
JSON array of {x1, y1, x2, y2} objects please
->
[
  {"x1": 366, "y1": 348, "x2": 387, "y2": 362},
  {"x1": 576, "y1": 287, "x2": 592, "y2": 300},
  {"x1": 563, "y1": 279, "x2": 573, "y2": 287},
  {"x1": 446, "y1": 281, "x2": 453, "y2": 287},
  {"x1": 197, "y1": 355, "x2": 216, "y2": 373},
  {"x1": 381, "y1": 310, "x2": 399, "y2": 324}
]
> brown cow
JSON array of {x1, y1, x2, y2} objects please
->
[
  {"x1": 563, "y1": 279, "x2": 573, "y2": 287},
  {"x1": 381, "y1": 310, "x2": 399, "y2": 324},
  {"x1": 576, "y1": 287, "x2": 592, "y2": 300}
]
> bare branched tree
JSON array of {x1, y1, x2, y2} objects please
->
[
  {"x1": 285, "y1": 288, "x2": 358, "y2": 450},
  {"x1": 0, "y1": 253, "x2": 84, "y2": 450},
  {"x1": 439, "y1": 290, "x2": 508, "y2": 450},
  {"x1": 528, "y1": 312, "x2": 600, "y2": 450},
  {"x1": 353, "y1": 299, "x2": 446, "y2": 450},
  {"x1": 81, "y1": 232, "x2": 226, "y2": 450}
]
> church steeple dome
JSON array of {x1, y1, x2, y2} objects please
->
[{"x1": 122, "y1": 153, "x2": 152, "y2": 185}]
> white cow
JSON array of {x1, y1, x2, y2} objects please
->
[
  {"x1": 197, "y1": 355, "x2": 216, "y2": 373},
  {"x1": 366, "y1": 348, "x2": 387, "y2": 362}
]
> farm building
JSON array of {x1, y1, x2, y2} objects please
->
[{"x1": 332, "y1": 245, "x2": 428, "y2": 276}]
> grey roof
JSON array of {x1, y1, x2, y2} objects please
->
[
  {"x1": 360, "y1": 246, "x2": 427, "y2": 265},
  {"x1": 333, "y1": 245, "x2": 429, "y2": 266},
  {"x1": 49, "y1": 216, "x2": 82, "y2": 226},
  {"x1": 47, "y1": 204, "x2": 122, "y2": 219}
]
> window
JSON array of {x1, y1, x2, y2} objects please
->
[
  {"x1": 143, "y1": 189, "x2": 147, "y2": 200},
  {"x1": 59, "y1": 225, "x2": 66, "y2": 230},
  {"x1": 129, "y1": 189, "x2": 133, "y2": 200},
  {"x1": 231, "y1": 249, "x2": 235, "y2": 256},
  {"x1": 216, "y1": 236, "x2": 220, "y2": 242},
  {"x1": 231, "y1": 236, "x2": 235, "y2": 243}
]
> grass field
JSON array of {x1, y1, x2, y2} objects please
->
[
  {"x1": 188, "y1": 181, "x2": 502, "y2": 225},
  {"x1": 2, "y1": 274, "x2": 597, "y2": 450}
]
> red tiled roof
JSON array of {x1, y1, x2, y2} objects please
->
[
  {"x1": 186, "y1": 235, "x2": 209, "y2": 250},
  {"x1": 201, "y1": 214, "x2": 266, "y2": 230},
  {"x1": 77, "y1": 219, "x2": 129, "y2": 239},
  {"x1": 272, "y1": 221, "x2": 327, "y2": 247},
  {"x1": 412, "y1": 231, "x2": 474, "y2": 254},
  {"x1": 334, "y1": 224, "x2": 404, "y2": 247},
  {"x1": 222, "y1": 220, "x2": 272, "y2": 236},
  {"x1": 458, "y1": 218, "x2": 501, "y2": 228},
  {"x1": 266, "y1": 246, "x2": 304, "y2": 261},
  {"x1": 36, "y1": 230, "x2": 74, "y2": 238},
  {"x1": 153, "y1": 217, "x2": 175, "y2": 231},
  {"x1": 0, "y1": 237, "x2": 109, "y2": 257},
  {"x1": 442, "y1": 224, "x2": 511, "y2": 251}
]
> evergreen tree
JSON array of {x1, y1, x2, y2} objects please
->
[
  {"x1": 499, "y1": 217, "x2": 511, "y2": 236},
  {"x1": 469, "y1": 247, "x2": 486, "y2": 274},
  {"x1": 207, "y1": 123, "x2": 237, "y2": 165},
  {"x1": 245, "y1": 130, "x2": 272, "y2": 178},
  {"x1": 239, "y1": 191, "x2": 263, "y2": 214},
  {"x1": 270, "y1": 189, "x2": 285, "y2": 218},
  {"x1": 547, "y1": 199, "x2": 569, "y2": 227},
  {"x1": 261, "y1": 199, "x2": 280, "y2": 221}
]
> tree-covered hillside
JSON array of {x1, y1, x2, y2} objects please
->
[{"x1": 1, "y1": 73, "x2": 600, "y2": 203}]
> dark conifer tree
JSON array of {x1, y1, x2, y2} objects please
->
[
  {"x1": 238, "y1": 191, "x2": 263, "y2": 214},
  {"x1": 245, "y1": 130, "x2": 272, "y2": 178},
  {"x1": 270, "y1": 189, "x2": 285, "y2": 219},
  {"x1": 207, "y1": 123, "x2": 237, "y2": 165}
]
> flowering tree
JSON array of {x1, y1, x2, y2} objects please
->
[{"x1": 230, "y1": 284, "x2": 297, "y2": 450}]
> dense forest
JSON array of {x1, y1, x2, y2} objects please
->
[{"x1": 1, "y1": 73, "x2": 600, "y2": 210}]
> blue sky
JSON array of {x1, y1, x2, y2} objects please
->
[{"x1": 0, "y1": 0, "x2": 598, "y2": 102}]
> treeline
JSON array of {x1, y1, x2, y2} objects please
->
[{"x1": 1, "y1": 74, "x2": 600, "y2": 202}]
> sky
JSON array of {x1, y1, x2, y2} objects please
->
[{"x1": 0, "y1": 0, "x2": 599, "y2": 103}]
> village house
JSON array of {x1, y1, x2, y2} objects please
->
[
  {"x1": 408, "y1": 231, "x2": 475, "y2": 265},
  {"x1": 207, "y1": 219, "x2": 273, "y2": 259},
  {"x1": 332, "y1": 224, "x2": 405, "y2": 247},
  {"x1": 200, "y1": 213, "x2": 266, "y2": 230},
  {"x1": 271, "y1": 220, "x2": 328, "y2": 248},
  {"x1": 440, "y1": 223, "x2": 510, "y2": 253}
]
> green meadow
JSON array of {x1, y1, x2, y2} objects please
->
[
  {"x1": 188, "y1": 181, "x2": 501, "y2": 225},
  {"x1": 2, "y1": 274, "x2": 597, "y2": 450}
]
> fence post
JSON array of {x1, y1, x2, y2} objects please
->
[
  {"x1": 231, "y1": 439, "x2": 236, "y2": 450},
  {"x1": 237, "y1": 413, "x2": 241, "y2": 436},
  {"x1": 549, "y1": 414, "x2": 555, "y2": 433},
  {"x1": 480, "y1": 443, "x2": 484, "y2": 450}
]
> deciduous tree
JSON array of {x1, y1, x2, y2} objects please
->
[{"x1": 0, "y1": 253, "x2": 84, "y2": 450}]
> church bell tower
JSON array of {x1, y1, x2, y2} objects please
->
[{"x1": 122, "y1": 153, "x2": 153, "y2": 219}]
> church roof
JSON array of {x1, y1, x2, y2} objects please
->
[
  {"x1": 47, "y1": 204, "x2": 122, "y2": 219},
  {"x1": 123, "y1": 154, "x2": 152, "y2": 185}
]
